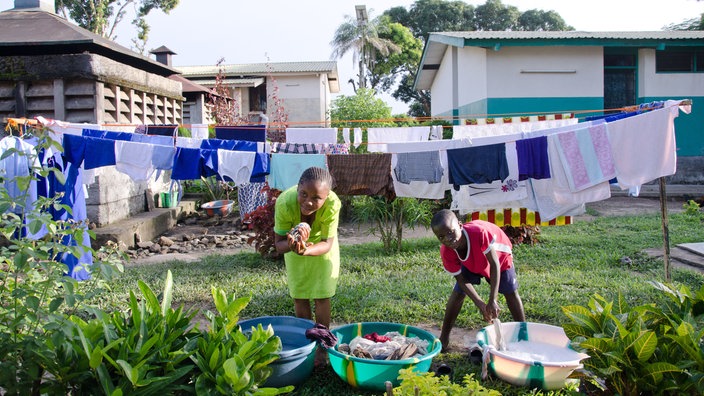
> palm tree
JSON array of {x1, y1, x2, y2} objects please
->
[{"x1": 330, "y1": 7, "x2": 401, "y2": 92}]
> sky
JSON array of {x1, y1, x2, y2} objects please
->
[{"x1": 2, "y1": 0, "x2": 703, "y2": 113}]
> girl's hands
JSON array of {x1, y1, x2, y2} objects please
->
[{"x1": 287, "y1": 223, "x2": 311, "y2": 255}]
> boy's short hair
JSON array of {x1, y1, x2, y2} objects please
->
[{"x1": 431, "y1": 209, "x2": 457, "y2": 229}]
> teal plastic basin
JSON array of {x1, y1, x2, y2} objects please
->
[
  {"x1": 237, "y1": 316, "x2": 317, "y2": 388},
  {"x1": 327, "y1": 322, "x2": 442, "y2": 391}
]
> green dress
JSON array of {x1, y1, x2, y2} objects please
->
[{"x1": 274, "y1": 185, "x2": 341, "y2": 299}]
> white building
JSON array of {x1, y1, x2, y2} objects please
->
[
  {"x1": 179, "y1": 61, "x2": 340, "y2": 128},
  {"x1": 414, "y1": 31, "x2": 704, "y2": 183}
]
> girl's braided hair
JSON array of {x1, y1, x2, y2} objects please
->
[{"x1": 299, "y1": 166, "x2": 334, "y2": 189}]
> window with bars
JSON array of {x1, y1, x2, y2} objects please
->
[{"x1": 656, "y1": 47, "x2": 704, "y2": 72}]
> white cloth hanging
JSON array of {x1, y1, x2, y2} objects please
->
[
  {"x1": 367, "y1": 126, "x2": 430, "y2": 152},
  {"x1": 353, "y1": 127, "x2": 362, "y2": 148},
  {"x1": 342, "y1": 128, "x2": 350, "y2": 145},
  {"x1": 606, "y1": 104, "x2": 680, "y2": 189},
  {"x1": 285, "y1": 127, "x2": 337, "y2": 144}
]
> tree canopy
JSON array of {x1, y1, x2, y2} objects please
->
[
  {"x1": 330, "y1": 10, "x2": 401, "y2": 91},
  {"x1": 56, "y1": 0, "x2": 179, "y2": 53},
  {"x1": 330, "y1": 88, "x2": 394, "y2": 129}
]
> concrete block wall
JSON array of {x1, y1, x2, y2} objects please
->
[{"x1": 85, "y1": 166, "x2": 173, "y2": 227}]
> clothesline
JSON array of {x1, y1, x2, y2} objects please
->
[{"x1": 4, "y1": 100, "x2": 691, "y2": 131}]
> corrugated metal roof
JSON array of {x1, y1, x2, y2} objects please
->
[
  {"x1": 179, "y1": 61, "x2": 338, "y2": 77},
  {"x1": 432, "y1": 31, "x2": 704, "y2": 40},
  {"x1": 0, "y1": 9, "x2": 178, "y2": 76},
  {"x1": 188, "y1": 77, "x2": 265, "y2": 88},
  {"x1": 414, "y1": 30, "x2": 704, "y2": 91}
]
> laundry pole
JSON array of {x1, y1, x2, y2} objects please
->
[{"x1": 659, "y1": 177, "x2": 671, "y2": 281}]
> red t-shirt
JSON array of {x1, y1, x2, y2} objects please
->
[{"x1": 440, "y1": 220, "x2": 513, "y2": 279}]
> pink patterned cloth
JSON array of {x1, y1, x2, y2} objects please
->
[{"x1": 555, "y1": 123, "x2": 616, "y2": 192}]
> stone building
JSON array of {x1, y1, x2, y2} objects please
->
[{"x1": 0, "y1": 0, "x2": 183, "y2": 226}]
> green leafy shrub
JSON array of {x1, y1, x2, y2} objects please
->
[
  {"x1": 67, "y1": 270, "x2": 200, "y2": 394},
  {"x1": 0, "y1": 132, "x2": 126, "y2": 394},
  {"x1": 562, "y1": 282, "x2": 704, "y2": 395},
  {"x1": 682, "y1": 199, "x2": 703, "y2": 221},
  {"x1": 392, "y1": 368, "x2": 500, "y2": 395},
  {"x1": 200, "y1": 175, "x2": 238, "y2": 203},
  {"x1": 0, "y1": 132, "x2": 289, "y2": 395},
  {"x1": 351, "y1": 196, "x2": 434, "y2": 252},
  {"x1": 191, "y1": 287, "x2": 292, "y2": 395}
]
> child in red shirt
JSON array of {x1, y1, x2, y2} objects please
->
[{"x1": 431, "y1": 209, "x2": 525, "y2": 351}]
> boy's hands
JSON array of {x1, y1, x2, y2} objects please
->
[
  {"x1": 287, "y1": 223, "x2": 311, "y2": 255},
  {"x1": 480, "y1": 299, "x2": 501, "y2": 322}
]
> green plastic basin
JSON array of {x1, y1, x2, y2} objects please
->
[{"x1": 327, "y1": 322, "x2": 442, "y2": 391}]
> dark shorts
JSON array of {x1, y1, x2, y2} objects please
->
[{"x1": 453, "y1": 265, "x2": 519, "y2": 295}]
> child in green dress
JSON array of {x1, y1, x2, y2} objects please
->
[{"x1": 274, "y1": 167, "x2": 341, "y2": 332}]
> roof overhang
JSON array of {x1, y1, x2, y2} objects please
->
[{"x1": 0, "y1": 10, "x2": 179, "y2": 77}]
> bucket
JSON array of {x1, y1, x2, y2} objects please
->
[
  {"x1": 476, "y1": 322, "x2": 589, "y2": 390},
  {"x1": 237, "y1": 316, "x2": 317, "y2": 388},
  {"x1": 327, "y1": 322, "x2": 442, "y2": 391},
  {"x1": 160, "y1": 191, "x2": 178, "y2": 208},
  {"x1": 200, "y1": 200, "x2": 235, "y2": 217}
]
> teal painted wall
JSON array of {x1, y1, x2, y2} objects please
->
[
  {"x1": 457, "y1": 99, "x2": 488, "y2": 123},
  {"x1": 486, "y1": 97, "x2": 604, "y2": 117},
  {"x1": 641, "y1": 96, "x2": 704, "y2": 157}
]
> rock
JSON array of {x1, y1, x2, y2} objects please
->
[
  {"x1": 137, "y1": 241, "x2": 154, "y2": 249},
  {"x1": 149, "y1": 244, "x2": 162, "y2": 253},
  {"x1": 204, "y1": 217, "x2": 220, "y2": 227},
  {"x1": 159, "y1": 236, "x2": 174, "y2": 247}
]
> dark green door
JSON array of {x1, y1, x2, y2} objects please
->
[{"x1": 604, "y1": 50, "x2": 637, "y2": 114}]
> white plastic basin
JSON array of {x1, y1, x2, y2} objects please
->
[{"x1": 476, "y1": 322, "x2": 589, "y2": 390}]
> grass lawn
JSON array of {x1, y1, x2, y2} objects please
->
[{"x1": 97, "y1": 210, "x2": 704, "y2": 395}]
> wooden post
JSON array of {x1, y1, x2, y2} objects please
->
[
  {"x1": 659, "y1": 177, "x2": 671, "y2": 281},
  {"x1": 385, "y1": 381, "x2": 394, "y2": 396}
]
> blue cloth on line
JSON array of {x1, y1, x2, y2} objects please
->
[
  {"x1": 84, "y1": 137, "x2": 116, "y2": 170},
  {"x1": 250, "y1": 152, "x2": 270, "y2": 182},
  {"x1": 131, "y1": 133, "x2": 174, "y2": 146},
  {"x1": 62, "y1": 134, "x2": 86, "y2": 167},
  {"x1": 63, "y1": 135, "x2": 116, "y2": 170},
  {"x1": 151, "y1": 144, "x2": 176, "y2": 170},
  {"x1": 171, "y1": 147, "x2": 204, "y2": 180},
  {"x1": 215, "y1": 125, "x2": 266, "y2": 142},
  {"x1": 82, "y1": 128, "x2": 106, "y2": 138},
  {"x1": 516, "y1": 135, "x2": 550, "y2": 181},
  {"x1": 447, "y1": 143, "x2": 509, "y2": 190},
  {"x1": 200, "y1": 138, "x2": 258, "y2": 152},
  {"x1": 103, "y1": 131, "x2": 133, "y2": 141}
]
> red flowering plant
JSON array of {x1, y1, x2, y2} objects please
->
[
  {"x1": 265, "y1": 59, "x2": 289, "y2": 143},
  {"x1": 244, "y1": 184, "x2": 282, "y2": 259},
  {"x1": 206, "y1": 57, "x2": 247, "y2": 126}
]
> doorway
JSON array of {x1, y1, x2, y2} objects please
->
[{"x1": 603, "y1": 49, "x2": 637, "y2": 114}]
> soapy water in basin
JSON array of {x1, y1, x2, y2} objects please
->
[{"x1": 501, "y1": 341, "x2": 585, "y2": 363}]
